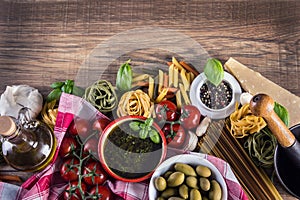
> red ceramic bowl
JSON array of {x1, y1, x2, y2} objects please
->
[{"x1": 98, "y1": 116, "x2": 167, "y2": 182}]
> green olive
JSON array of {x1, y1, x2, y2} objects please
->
[
  {"x1": 156, "y1": 197, "x2": 165, "y2": 200},
  {"x1": 199, "y1": 177, "x2": 211, "y2": 191},
  {"x1": 209, "y1": 180, "x2": 222, "y2": 200},
  {"x1": 190, "y1": 189, "x2": 202, "y2": 200},
  {"x1": 186, "y1": 176, "x2": 198, "y2": 189},
  {"x1": 163, "y1": 171, "x2": 174, "y2": 179},
  {"x1": 168, "y1": 197, "x2": 185, "y2": 200},
  {"x1": 196, "y1": 165, "x2": 211, "y2": 178},
  {"x1": 154, "y1": 176, "x2": 167, "y2": 191},
  {"x1": 161, "y1": 188, "x2": 178, "y2": 198},
  {"x1": 167, "y1": 172, "x2": 185, "y2": 187},
  {"x1": 174, "y1": 163, "x2": 197, "y2": 176},
  {"x1": 179, "y1": 184, "x2": 189, "y2": 199}
]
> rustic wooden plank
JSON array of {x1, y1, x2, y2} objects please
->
[{"x1": 0, "y1": 1, "x2": 299, "y2": 199}]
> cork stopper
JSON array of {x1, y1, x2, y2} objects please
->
[{"x1": 0, "y1": 116, "x2": 17, "y2": 137}]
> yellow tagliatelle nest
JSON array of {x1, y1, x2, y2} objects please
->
[
  {"x1": 117, "y1": 89, "x2": 152, "y2": 118},
  {"x1": 230, "y1": 103, "x2": 267, "y2": 138},
  {"x1": 41, "y1": 100, "x2": 58, "y2": 131}
]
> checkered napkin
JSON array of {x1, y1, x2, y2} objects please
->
[{"x1": 0, "y1": 93, "x2": 248, "y2": 200}]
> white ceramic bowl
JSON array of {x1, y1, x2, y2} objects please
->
[
  {"x1": 190, "y1": 72, "x2": 242, "y2": 119},
  {"x1": 149, "y1": 154, "x2": 228, "y2": 200}
]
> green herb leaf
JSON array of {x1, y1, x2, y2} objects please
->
[
  {"x1": 72, "y1": 86, "x2": 85, "y2": 97},
  {"x1": 65, "y1": 79, "x2": 74, "y2": 87},
  {"x1": 46, "y1": 88, "x2": 62, "y2": 102},
  {"x1": 204, "y1": 58, "x2": 224, "y2": 86},
  {"x1": 50, "y1": 81, "x2": 64, "y2": 89},
  {"x1": 149, "y1": 129, "x2": 161, "y2": 144},
  {"x1": 274, "y1": 102, "x2": 290, "y2": 127},
  {"x1": 64, "y1": 84, "x2": 73, "y2": 94},
  {"x1": 129, "y1": 121, "x2": 141, "y2": 132},
  {"x1": 116, "y1": 60, "x2": 132, "y2": 92},
  {"x1": 144, "y1": 118, "x2": 153, "y2": 128},
  {"x1": 139, "y1": 129, "x2": 148, "y2": 140}
]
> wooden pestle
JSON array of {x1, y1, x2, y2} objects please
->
[{"x1": 249, "y1": 93, "x2": 296, "y2": 148}]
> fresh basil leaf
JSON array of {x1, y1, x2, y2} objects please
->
[
  {"x1": 65, "y1": 79, "x2": 74, "y2": 87},
  {"x1": 50, "y1": 81, "x2": 64, "y2": 89},
  {"x1": 274, "y1": 102, "x2": 290, "y2": 127},
  {"x1": 204, "y1": 58, "x2": 224, "y2": 86},
  {"x1": 61, "y1": 85, "x2": 66, "y2": 92},
  {"x1": 72, "y1": 86, "x2": 85, "y2": 97},
  {"x1": 116, "y1": 60, "x2": 132, "y2": 92},
  {"x1": 46, "y1": 88, "x2": 62, "y2": 102},
  {"x1": 65, "y1": 84, "x2": 73, "y2": 94},
  {"x1": 129, "y1": 121, "x2": 141, "y2": 131},
  {"x1": 149, "y1": 129, "x2": 161, "y2": 144},
  {"x1": 145, "y1": 118, "x2": 153, "y2": 128},
  {"x1": 139, "y1": 129, "x2": 148, "y2": 140}
]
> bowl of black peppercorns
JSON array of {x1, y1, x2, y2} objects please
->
[{"x1": 190, "y1": 72, "x2": 242, "y2": 119}]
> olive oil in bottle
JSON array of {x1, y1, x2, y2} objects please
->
[{"x1": 0, "y1": 108, "x2": 56, "y2": 172}]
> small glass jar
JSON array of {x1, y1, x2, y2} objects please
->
[{"x1": 0, "y1": 108, "x2": 56, "y2": 172}]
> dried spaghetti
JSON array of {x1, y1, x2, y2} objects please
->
[
  {"x1": 117, "y1": 89, "x2": 152, "y2": 117},
  {"x1": 230, "y1": 103, "x2": 267, "y2": 138}
]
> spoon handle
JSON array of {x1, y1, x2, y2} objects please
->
[{"x1": 249, "y1": 94, "x2": 296, "y2": 148}]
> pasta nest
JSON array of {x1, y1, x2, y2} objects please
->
[
  {"x1": 117, "y1": 89, "x2": 153, "y2": 118},
  {"x1": 230, "y1": 103, "x2": 267, "y2": 138},
  {"x1": 41, "y1": 99, "x2": 58, "y2": 131}
]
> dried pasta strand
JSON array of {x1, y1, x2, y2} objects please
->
[
  {"x1": 158, "y1": 70, "x2": 164, "y2": 92},
  {"x1": 132, "y1": 74, "x2": 150, "y2": 82},
  {"x1": 176, "y1": 90, "x2": 182, "y2": 109},
  {"x1": 179, "y1": 83, "x2": 190, "y2": 105},
  {"x1": 168, "y1": 64, "x2": 174, "y2": 86},
  {"x1": 173, "y1": 67, "x2": 179, "y2": 87},
  {"x1": 148, "y1": 76, "x2": 154, "y2": 99},
  {"x1": 155, "y1": 88, "x2": 168, "y2": 103},
  {"x1": 172, "y1": 56, "x2": 184, "y2": 71}
]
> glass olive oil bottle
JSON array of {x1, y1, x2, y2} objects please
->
[{"x1": 0, "y1": 108, "x2": 56, "y2": 172}]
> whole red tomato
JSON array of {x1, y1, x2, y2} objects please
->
[
  {"x1": 63, "y1": 181, "x2": 87, "y2": 200},
  {"x1": 60, "y1": 137, "x2": 79, "y2": 158},
  {"x1": 180, "y1": 105, "x2": 201, "y2": 129},
  {"x1": 68, "y1": 118, "x2": 91, "y2": 138},
  {"x1": 162, "y1": 123, "x2": 186, "y2": 148},
  {"x1": 60, "y1": 158, "x2": 80, "y2": 181},
  {"x1": 92, "y1": 118, "x2": 111, "y2": 133},
  {"x1": 155, "y1": 100, "x2": 179, "y2": 121},
  {"x1": 83, "y1": 161, "x2": 107, "y2": 185},
  {"x1": 89, "y1": 185, "x2": 112, "y2": 200},
  {"x1": 83, "y1": 136, "x2": 99, "y2": 158}
]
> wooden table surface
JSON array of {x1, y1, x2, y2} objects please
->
[{"x1": 0, "y1": 1, "x2": 299, "y2": 199}]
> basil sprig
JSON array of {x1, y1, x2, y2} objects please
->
[
  {"x1": 204, "y1": 58, "x2": 224, "y2": 86},
  {"x1": 274, "y1": 102, "x2": 290, "y2": 127},
  {"x1": 116, "y1": 60, "x2": 132, "y2": 92},
  {"x1": 46, "y1": 79, "x2": 84, "y2": 102},
  {"x1": 129, "y1": 118, "x2": 161, "y2": 144}
]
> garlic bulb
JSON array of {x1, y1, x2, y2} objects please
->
[
  {"x1": 0, "y1": 85, "x2": 43, "y2": 119},
  {"x1": 240, "y1": 92, "x2": 253, "y2": 106}
]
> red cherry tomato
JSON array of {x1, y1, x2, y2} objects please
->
[
  {"x1": 92, "y1": 118, "x2": 111, "y2": 133},
  {"x1": 60, "y1": 158, "x2": 80, "y2": 181},
  {"x1": 83, "y1": 136, "x2": 99, "y2": 158},
  {"x1": 63, "y1": 181, "x2": 87, "y2": 200},
  {"x1": 70, "y1": 118, "x2": 91, "y2": 139},
  {"x1": 179, "y1": 105, "x2": 201, "y2": 129},
  {"x1": 60, "y1": 137, "x2": 79, "y2": 158},
  {"x1": 162, "y1": 123, "x2": 186, "y2": 148},
  {"x1": 155, "y1": 100, "x2": 179, "y2": 121},
  {"x1": 89, "y1": 185, "x2": 112, "y2": 200},
  {"x1": 83, "y1": 161, "x2": 107, "y2": 185}
]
